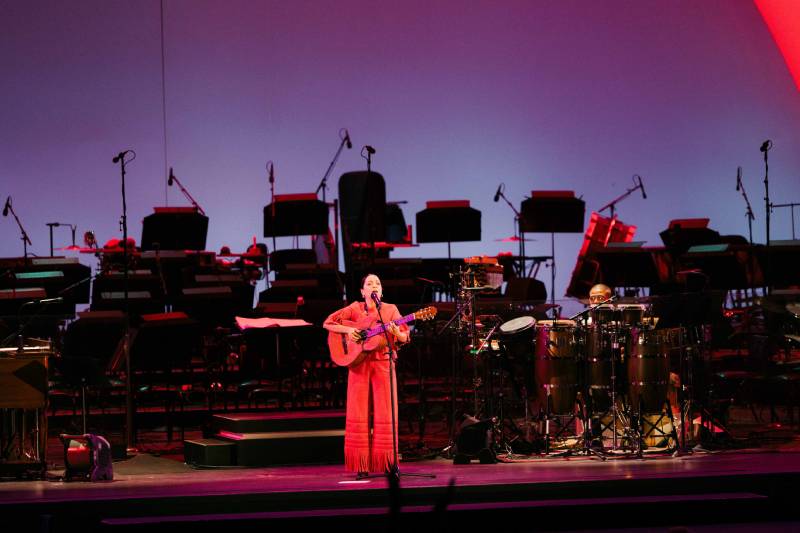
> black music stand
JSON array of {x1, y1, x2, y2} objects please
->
[
  {"x1": 416, "y1": 202, "x2": 481, "y2": 262},
  {"x1": 263, "y1": 197, "x2": 329, "y2": 238},
  {"x1": 520, "y1": 193, "x2": 585, "y2": 307},
  {"x1": 596, "y1": 243, "x2": 662, "y2": 289},
  {"x1": 681, "y1": 244, "x2": 754, "y2": 290},
  {"x1": 142, "y1": 208, "x2": 209, "y2": 251}
]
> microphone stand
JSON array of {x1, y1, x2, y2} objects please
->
[
  {"x1": 365, "y1": 299, "x2": 435, "y2": 481},
  {"x1": 735, "y1": 172, "x2": 756, "y2": 302},
  {"x1": 268, "y1": 161, "x2": 276, "y2": 253},
  {"x1": 762, "y1": 142, "x2": 772, "y2": 295},
  {"x1": 114, "y1": 150, "x2": 135, "y2": 453},
  {"x1": 597, "y1": 178, "x2": 645, "y2": 219},
  {"x1": 316, "y1": 129, "x2": 350, "y2": 202},
  {"x1": 6, "y1": 202, "x2": 32, "y2": 265},
  {"x1": 496, "y1": 187, "x2": 525, "y2": 276},
  {"x1": 169, "y1": 171, "x2": 205, "y2": 215},
  {"x1": 569, "y1": 294, "x2": 617, "y2": 322}
]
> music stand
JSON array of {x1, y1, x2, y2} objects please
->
[
  {"x1": 416, "y1": 201, "x2": 481, "y2": 265},
  {"x1": 520, "y1": 192, "x2": 585, "y2": 307},
  {"x1": 141, "y1": 208, "x2": 209, "y2": 251},
  {"x1": 595, "y1": 243, "x2": 662, "y2": 289},
  {"x1": 263, "y1": 194, "x2": 329, "y2": 238}
]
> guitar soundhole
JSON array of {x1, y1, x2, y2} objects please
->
[{"x1": 341, "y1": 335, "x2": 348, "y2": 354}]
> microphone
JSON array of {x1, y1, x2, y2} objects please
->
[
  {"x1": 636, "y1": 175, "x2": 647, "y2": 199},
  {"x1": 344, "y1": 130, "x2": 352, "y2": 149},
  {"x1": 112, "y1": 150, "x2": 129, "y2": 163},
  {"x1": 365, "y1": 145, "x2": 376, "y2": 155},
  {"x1": 493, "y1": 184, "x2": 502, "y2": 202},
  {"x1": 2, "y1": 196, "x2": 10, "y2": 217},
  {"x1": 370, "y1": 291, "x2": 382, "y2": 309},
  {"x1": 168, "y1": 167, "x2": 175, "y2": 186},
  {"x1": 760, "y1": 140, "x2": 772, "y2": 153},
  {"x1": 736, "y1": 166, "x2": 741, "y2": 191}
]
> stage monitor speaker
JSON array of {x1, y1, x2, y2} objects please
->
[
  {"x1": 141, "y1": 208, "x2": 209, "y2": 251},
  {"x1": 338, "y1": 171, "x2": 386, "y2": 244}
]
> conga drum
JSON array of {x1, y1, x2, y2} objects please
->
[
  {"x1": 627, "y1": 328, "x2": 670, "y2": 412},
  {"x1": 535, "y1": 319, "x2": 578, "y2": 414},
  {"x1": 583, "y1": 324, "x2": 616, "y2": 413}
]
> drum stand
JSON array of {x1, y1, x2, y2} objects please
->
[
  {"x1": 676, "y1": 326, "x2": 731, "y2": 453},
  {"x1": 591, "y1": 325, "x2": 641, "y2": 456},
  {"x1": 436, "y1": 275, "x2": 475, "y2": 455}
]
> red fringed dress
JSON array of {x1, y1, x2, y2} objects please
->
[{"x1": 324, "y1": 301, "x2": 408, "y2": 473}]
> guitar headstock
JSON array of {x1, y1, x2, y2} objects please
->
[{"x1": 413, "y1": 306, "x2": 438, "y2": 321}]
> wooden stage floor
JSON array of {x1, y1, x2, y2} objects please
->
[{"x1": 3, "y1": 446, "x2": 800, "y2": 531}]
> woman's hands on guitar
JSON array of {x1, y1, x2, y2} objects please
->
[
  {"x1": 347, "y1": 327, "x2": 363, "y2": 342},
  {"x1": 387, "y1": 323, "x2": 408, "y2": 343}
]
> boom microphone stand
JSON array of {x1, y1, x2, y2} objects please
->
[
  {"x1": 316, "y1": 128, "x2": 351, "y2": 202},
  {"x1": 113, "y1": 149, "x2": 135, "y2": 453},
  {"x1": 2, "y1": 196, "x2": 32, "y2": 264},
  {"x1": 167, "y1": 167, "x2": 205, "y2": 215},
  {"x1": 362, "y1": 293, "x2": 435, "y2": 481},
  {"x1": 598, "y1": 174, "x2": 647, "y2": 219},
  {"x1": 494, "y1": 184, "x2": 525, "y2": 275},
  {"x1": 735, "y1": 166, "x2": 757, "y2": 302}
]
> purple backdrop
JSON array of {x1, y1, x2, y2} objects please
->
[{"x1": 2, "y1": 0, "x2": 799, "y2": 306}]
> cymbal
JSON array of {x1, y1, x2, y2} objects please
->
[
  {"x1": 218, "y1": 252, "x2": 268, "y2": 258},
  {"x1": 56, "y1": 245, "x2": 84, "y2": 251},
  {"x1": 81, "y1": 247, "x2": 139, "y2": 255},
  {"x1": 494, "y1": 235, "x2": 536, "y2": 243}
]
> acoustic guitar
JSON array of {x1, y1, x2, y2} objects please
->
[{"x1": 328, "y1": 306, "x2": 437, "y2": 367}]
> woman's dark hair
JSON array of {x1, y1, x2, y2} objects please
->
[{"x1": 360, "y1": 273, "x2": 379, "y2": 288}]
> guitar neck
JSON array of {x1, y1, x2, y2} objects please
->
[{"x1": 364, "y1": 313, "x2": 415, "y2": 339}]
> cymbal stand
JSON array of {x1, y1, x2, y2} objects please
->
[{"x1": 436, "y1": 270, "x2": 472, "y2": 450}]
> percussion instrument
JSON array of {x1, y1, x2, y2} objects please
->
[
  {"x1": 626, "y1": 328, "x2": 676, "y2": 412},
  {"x1": 534, "y1": 319, "x2": 578, "y2": 414}
]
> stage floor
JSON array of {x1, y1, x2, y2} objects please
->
[{"x1": 3, "y1": 445, "x2": 800, "y2": 531}]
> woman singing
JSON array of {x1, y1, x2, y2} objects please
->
[{"x1": 323, "y1": 274, "x2": 409, "y2": 475}]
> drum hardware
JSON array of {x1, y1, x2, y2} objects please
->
[
  {"x1": 436, "y1": 268, "x2": 482, "y2": 458},
  {"x1": 675, "y1": 325, "x2": 730, "y2": 453},
  {"x1": 534, "y1": 320, "x2": 583, "y2": 454}
]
